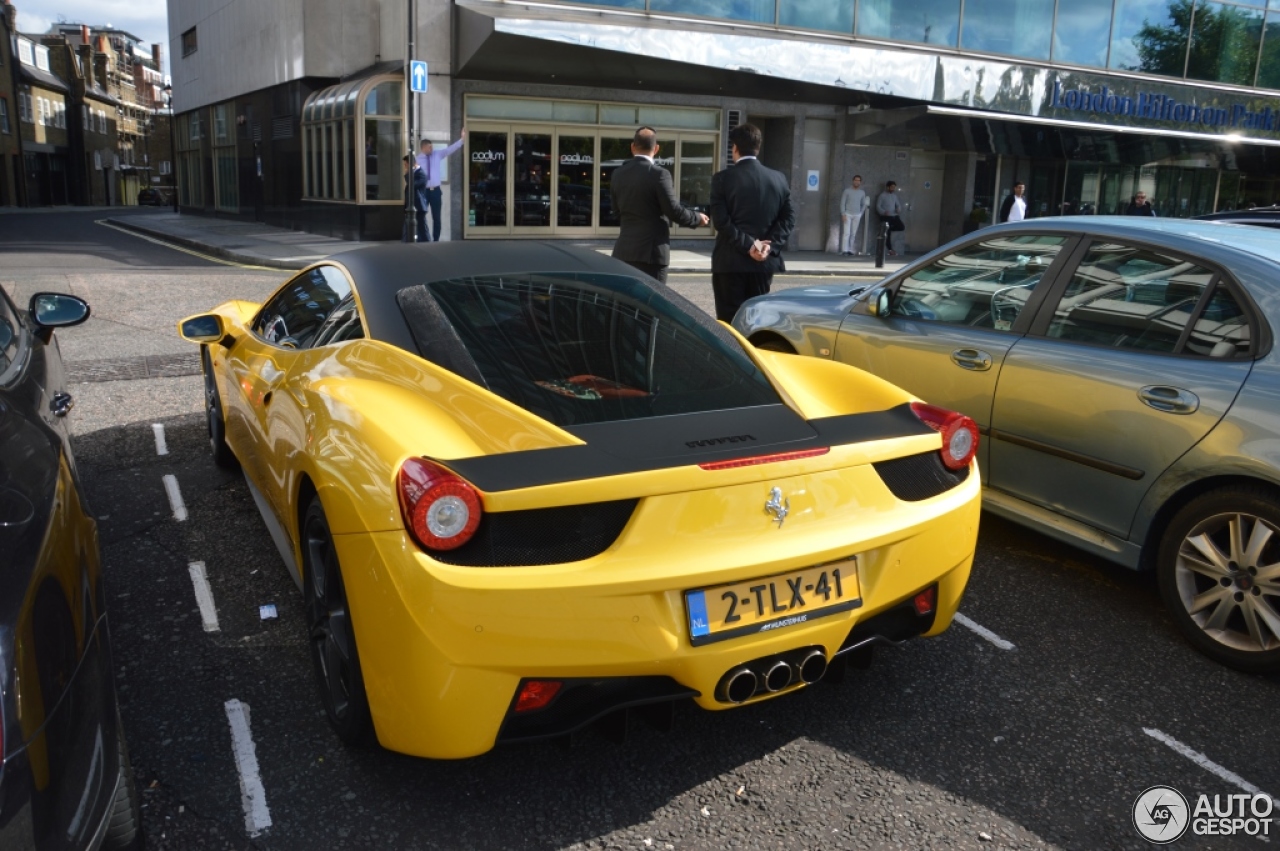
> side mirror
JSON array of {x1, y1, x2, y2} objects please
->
[
  {"x1": 30, "y1": 293, "x2": 90, "y2": 328},
  {"x1": 869, "y1": 288, "x2": 893, "y2": 318},
  {"x1": 178, "y1": 313, "x2": 226, "y2": 344}
]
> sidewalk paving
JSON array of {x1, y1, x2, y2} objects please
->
[{"x1": 105, "y1": 211, "x2": 913, "y2": 276}]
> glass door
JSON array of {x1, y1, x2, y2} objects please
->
[
  {"x1": 512, "y1": 129, "x2": 552, "y2": 231},
  {"x1": 467, "y1": 126, "x2": 509, "y2": 233},
  {"x1": 597, "y1": 136, "x2": 633, "y2": 234},
  {"x1": 555, "y1": 134, "x2": 596, "y2": 233},
  {"x1": 673, "y1": 137, "x2": 715, "y2": 234}
]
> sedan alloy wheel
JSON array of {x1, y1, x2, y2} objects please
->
[{"x1": 1159, "y1": 488, "x2": 1280, "y2": 673}]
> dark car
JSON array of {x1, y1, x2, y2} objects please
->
[
  {"x1": 0, "y1": 290, "x2": 142, "y2": 849},
  {"x1": 1194, "y1": 205, "x2": 1280, "y2": 229},
  {"x1": 136, "y1": 188, "x2": 166, "y2": 207}
]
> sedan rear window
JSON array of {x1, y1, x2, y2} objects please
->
[{"x1": 398, "y1": 272, "x2": 780, "y2": 426}]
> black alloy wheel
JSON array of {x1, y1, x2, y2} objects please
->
[
  {"x1": 1157, "y1": 486, "x2": 1280, "y2": 674},
  {"x1": 302, "y1": 495, "x2": 374, "y2": 745},
  {"x1": 101, "y1": 717, "x2": 144, "y2": 851},
  {"x1": 202, "y1": 347, "x2": 238, "y2": 469}
]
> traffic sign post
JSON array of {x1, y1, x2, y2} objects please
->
[{"x1": 410, "y1": 60, "x2": 428, "y2": 93}]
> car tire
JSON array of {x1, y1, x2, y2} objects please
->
[
  {"x1": 201, "y1": 347, "x2": 238, "y2": 470},
  {"x1": 1157, "y1": 486, "x2": 1280, "y2": 674},
  {"x1": 302, "y1": 495, "x2": 375, "y2": 746},
  {"x1": 753, "y1": 337, "x2": 796, "y2": 354},
  {"x1": 102, "y1": 718, "x2": 144, "y2": 850}
]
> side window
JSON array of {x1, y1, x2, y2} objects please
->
[
  {"x1": 1043, "y1": 242, "x2": 1221, "y2": 356},
  {"x1": 252, "y1": 266, "x2": 352, "y2": 349},
  {"x1": 891, "y1": 234, "x2": 1067, "y2": 330},
  {"x1": 0, "y1": 290, "x2": 21, "y2": 378},
  {"x1": 1182, "y1": 284, "x2": 1252, "y2": 359},
  {"x1": 310, "y1": 295, "x2": 365, "y2": 348}
]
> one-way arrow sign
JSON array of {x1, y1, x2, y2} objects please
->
[{"x1": 410, "y1": 60, "x2": 428, "y2": 93}]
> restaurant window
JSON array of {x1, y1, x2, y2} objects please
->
[
  {"x1": 1185, "y1": 1, "x2": 1264, "y2": 86},
  {"x1": 962, "y1": 0, "x2": 1054, "y2": 59},
  {"x1": 858, "y1": 0, "x2": 960, "y2": 46},
  {"x1": 464, "y1": 96, "x2": 719, "y2": 238},
  {"x1": 213, "y1": 103, "x2": 238, "y2": 212},
  {"x1": 778, "y1": 0, "x2": 853, "y2": 33},
  {"x1": 648, "y1": 0, "x2": 774, "y2": 23},
  {"x1": 302, "y1": 76, "x2": 398, "y2": 203}
]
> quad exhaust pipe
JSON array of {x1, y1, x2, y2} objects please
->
[{"x1": 715, "y1": 648, "x2": 828, "y2": 704}]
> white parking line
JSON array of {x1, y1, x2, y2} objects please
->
[
  {"x1": 162, "y1": 474, "x2": 187, "y2": 522},
  {"x1": 224, "y1": 699, "x2": 272, "y2": 836},
  {"x1": 187, "y1": 562, "x2": 220, "y2": 632},
  {"x1": 1143, "y1": 728, "x2": 1277, "y2": 805},
  {"x1": 953, "y1": 612, "x2": 1016, "y2": 650},
  {"x1": 152, "y1": 423, "x2": 169, "y2": 456}
]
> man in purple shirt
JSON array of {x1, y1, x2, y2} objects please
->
[{"x1": 415, "y1": 127, "x2": 467, "y2": 241}]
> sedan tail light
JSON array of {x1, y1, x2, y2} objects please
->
[
  {"x1": 910, "y1": 402, "x2": 979, "y2": 471},
  {"x1": 397, "y1": 458, "x2": 483, "y2": 551}
]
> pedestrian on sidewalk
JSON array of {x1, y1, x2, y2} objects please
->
[
  {"x1": 610, "y1": 126, "x2": 709, "y2": 284},
  {"x1": 709, "y1": 123, "x2": 795, "y2": 322},
  {"x1": 1126, "y1": 191, "x2": 1157, "y2": 216},
  {"x1": 999, "y1": 182, "x2": 1029, "y2": 222},
  {"x1": 839, "y1": 175, "x2": 868, "y2": 255},
  {"x1": 403, "y1": 155, "x2": 429, "y2": 243},
  {"x1": 416, "y1": 128, "x2": 467, "y2": 241},
  {"x1": 876, "y1": 181, "x2": 904, "y2": 256}
]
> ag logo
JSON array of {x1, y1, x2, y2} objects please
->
[{"x1": 1133, "y1": 786, "x2": 1190, "y2": 844}]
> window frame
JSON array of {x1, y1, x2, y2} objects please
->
[
  {"x1": 182, "y1": 27, "x2": 198, "y2": 57},
  {"x1": 0, "y1": 98, "x2": 9, "y2": 134},
  {"x1": 879, "y1": 231, "x2": 1077, "y2": 335},
  {"x1": 1024, "y1": 236, "x2": 1263, "y2": 360}
]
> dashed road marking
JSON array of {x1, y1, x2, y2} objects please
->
[
  {"x1": 953, "y1": 612, "x2": 1016, "y2": 650},
  {"x1": 187, "y1": 561, "x2": 220, "y2": 632},
  {"x1": 1143, "y1": 728, "x2": 1277, "y2": 805},
  {"x1": 225, "y1": 699, "x2": 272, "y2": 836},
  {"x1": 162, "y1": 474, "x2": 187, "y2": 522},
  {"x1": 152, "y1": 423, "x2": 169, "y2": 456}
]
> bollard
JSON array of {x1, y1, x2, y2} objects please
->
[{"x1": 875, "y1": 221, "x2": 890, "y2": 268}]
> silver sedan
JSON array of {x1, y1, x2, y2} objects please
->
[{"x1": 734, "y1": 217, "x2": 1280, "y2": 673}]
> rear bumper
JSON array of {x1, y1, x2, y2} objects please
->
[{"x1": 333, "y1": 464, "x2": 979, "y2": 759}]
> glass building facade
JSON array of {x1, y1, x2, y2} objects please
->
[{"x1": 560, "y1": 0, "x2": 1280, "y2": 90}]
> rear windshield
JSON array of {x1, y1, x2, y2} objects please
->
[{"x1": 397, "y1": 272, "x2": 780, "y2": 427}]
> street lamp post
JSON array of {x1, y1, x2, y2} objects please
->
[{"x1": 163, "y1": 84, "x2": 178, "y2": 213}]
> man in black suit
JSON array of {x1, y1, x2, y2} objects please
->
[
  {"x1": 610, "y1": 127, "x2": 709, "y2": 284},
  {"x1": 402, "y1": 155, "x2": 428, "y2": 243},
  {"x1": 709, "y1": 123, "x2": 795, "y2": 322}
]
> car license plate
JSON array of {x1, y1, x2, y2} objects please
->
[{"x1": 684, "y1": 558, "x2": 862, "y2": 646}]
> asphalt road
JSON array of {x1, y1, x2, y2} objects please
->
[{"x1": 2, "y1": 211, "x2": 1276, "y2": 850}]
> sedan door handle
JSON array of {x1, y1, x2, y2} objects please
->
[
  {"x1": 950, "y1": 348, "x2": 993, "y2": 371},
  {"x1": 50, "y1": 391, "x2": 74, "y2": 417},
  {"x1": 1138, "y1": 385, "x2": 1200, "y2": 415}
]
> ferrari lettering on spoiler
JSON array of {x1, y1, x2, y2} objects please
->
[{"x1": 686, "y1": 434, "x2": 756, "y2": 449}]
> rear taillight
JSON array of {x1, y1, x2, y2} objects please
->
[
  {"x1": 397, "y1": 458, "x2": 482, "y2": 551},
  {"x1": 910, "y1": 402, "x2": 979, "y2": 471}
]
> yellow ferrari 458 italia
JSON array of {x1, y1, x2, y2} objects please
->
[{"x1": 178, "y1": 242, "x2": 980, "y2": 759}]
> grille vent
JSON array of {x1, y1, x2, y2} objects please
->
[
  {"x1": 429, "y1": 499, "x2": 639, "y2": 567},
  {"x1": 271, "y1": 115, "x2": 294, "y2": 139},
  {"x1": 872, "y1": 452, "x2": 969, "y2": 502}
]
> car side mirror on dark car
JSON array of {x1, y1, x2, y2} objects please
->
[{"x1": 29, "y1": 292, "x2": 90, "y2": 342}]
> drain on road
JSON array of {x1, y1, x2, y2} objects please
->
[{"x1": 67, "y1": 352, "x2": 201, "y2": 383}]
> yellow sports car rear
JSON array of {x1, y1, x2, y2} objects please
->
[{"x1": 179, "y1": 242, "x2": 980, "y2": 759}]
